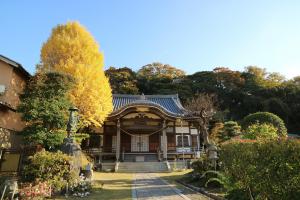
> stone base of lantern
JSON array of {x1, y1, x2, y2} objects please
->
[{"x1": 61, "y1": 137, "x2": 82, "y2": 173}]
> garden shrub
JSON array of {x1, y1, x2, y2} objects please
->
[
  {"x1": 203, "y1": 170, "x2": 231, "y2": 189},
  {"x1": 22, "y1": 150, "x2": 77, "y2": 190},
  {"x1": 198, "y1": 170, "x2": 222, "y2": 189},
  {"x1": 219, "y1": 121, "x2": 241, "y2": 142},
  {"x1": 220, "y1": 140, "x2": 300, "y2": 200},
  {"x1": 190, "y1": 156, "x2": 225, "y2": 188},
  {"x1": 242, "y1": 112, "x2": 287, "y2": 136},
  {"x1": 243, "y1": 123, "x2": 279, "y2": 141},
  {"x1": 209, "y1": 122, "x2": 224, "y2": 144},
  {"x1": 225, "y1": 189, "x2": 249, "y2": 200},
  {"x1": 191, "y1": 156, "x2": 211, "y2": 175}
]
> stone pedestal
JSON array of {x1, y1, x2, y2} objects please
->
[{"x1": 61, "y1": 137, "x2": 82, "y2": 172}]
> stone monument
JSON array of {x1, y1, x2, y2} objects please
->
[{"x1": 61, "y1": 106, "x2": 82, "y2": 172}]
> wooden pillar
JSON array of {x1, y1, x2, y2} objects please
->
[
  {"x1": 116, "y1": 119, "x2": 121, "y2": 162},
  {"x1": 86, "y1": 137, "x2": 90, "y2": 148},
  {"x1": 99, "y1": 135, "x2": 102, "y2": 163},
  {"x1": 197, "y1": 129, "x2": 200, "y2": 151},
  {"x1": 162, "y1": 120, "x2": 167, "y2": 160}
]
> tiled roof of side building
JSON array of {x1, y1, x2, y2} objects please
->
[{"x1": 112, "y1": 94, "x2": 187, "y2": 116}]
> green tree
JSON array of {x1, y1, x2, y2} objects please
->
[
  {"x1": 18, "y1": 72, "x2": 74, "y2": 150},
  {"x1": 262, "y1": 98, "x2": 290, "y2": 122},
  {"x1": 137, "y1": 62, "x2": 185, "y2": 79},
  {"x1": 188, "y1": 68, "x2": 246, "y2": 119},
  {"x1": 105, "y1": 67, "x2": 139, "y2": 94},
  {"x1": 137, "y1": 62, "x2": 186, "y2": 95},
  {"x1": 104, "y1": 64, "x2": 300, "y2": 134},
  {"x1": 244, "y1": 66, "x2": 285, "y2": 88}
]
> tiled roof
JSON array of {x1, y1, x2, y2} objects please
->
[{"x1": 112, "y1": 94, "x2": 187, "y2": 117}]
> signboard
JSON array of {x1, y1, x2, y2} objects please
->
[
  {"x1": 175, "y1": 127, "x2": 189, "y2": 133},
  {"x1": 190, "y1": 128, "x2": 198, "y2": 135},
  {"x1": 176, "y1": 147, "x2": 191, "y2": 153}
]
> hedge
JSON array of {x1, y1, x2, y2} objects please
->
[{"x1": 220, "y1": 140, "x2": 300, "y2": 200}]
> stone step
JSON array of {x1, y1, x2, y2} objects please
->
[
  {"x1": 101, "y1": 163, "x2": 115, "y2": 171},
  {"x1": 123, "y1": 154, "x2": 158, "y2": 162},
  {"x1": 117, "y1": 161, "x2": 169, "y2": 172}
]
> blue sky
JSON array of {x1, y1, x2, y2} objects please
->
[{"x1": 1, "y1": 0, "x2": 300, "y2": 79}]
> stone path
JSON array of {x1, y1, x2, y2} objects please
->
[{"x1": 132, "y1": 173, "x2": 191, "y2": 200}]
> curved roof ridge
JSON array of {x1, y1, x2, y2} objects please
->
[
  {"x1": 129, "y1": 99, "x2": 182, "y2": 116},
  {"x1": 113, "y1": 94, "x2": 179, "y2": 98},
  {"x1": 172, "y1": 96, "x2": 187, "y2": 112},
  {"x1": 111, "y1": 93, "x2": 186, "y2": 117}
]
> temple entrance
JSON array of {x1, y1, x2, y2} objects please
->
[{"x1": 131, "y1": 135, "x2": 149, "y2": 152}]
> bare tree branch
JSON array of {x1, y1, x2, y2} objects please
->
[{"x1": 185, "y1": 93, "x2": 218, "y2": 145}]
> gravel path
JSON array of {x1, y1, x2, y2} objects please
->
[{"x1": 132, "y1": 173, "x2": 191, "y2": 200}]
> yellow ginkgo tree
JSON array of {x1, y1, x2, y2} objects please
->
[{"x1": 39, "y1": 21, "x2": 112, "y2": 127}]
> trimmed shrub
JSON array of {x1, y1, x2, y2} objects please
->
[
  {"x1": 219, "y1": 121, "x2": 241, "y2": 142},
  {"x1": 22, "y1": 150, "x2": 77, "y2": 190},
  {"x1": 210, "y1": 121, "x2": 241, "y2": 144},
  {"x1": 242, "y1": 112, "x2": 287, "y2": 136},
  {"x1": 243, "y1": 123, "x2": 279, "y2": 141},
  {"x1": 220, "y1": 140, "x2": 300, "y2": 200}
]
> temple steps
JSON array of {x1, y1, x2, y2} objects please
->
[
  {"x1": 117, "y1": 161, "x2": 169, "y2": 173},
  {"x1": 101, "y1": 162, "x2": 116, "y2": 171},
  {"x1": 123, "y1": 154, "x2": 158, "y2": 162}
]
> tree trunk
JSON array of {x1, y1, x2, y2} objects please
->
[
  {"x1": 248, "y1": 187, "x2": 255, "y2": 200},
  {"x1": 202, "y1": 126, "x2": 210, "y2": 145}
]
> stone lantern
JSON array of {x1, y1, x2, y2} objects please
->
[
  {"x1": 207, "y1": 144, "x2": 218, "y2": 171},
  {"x1": 61, "y1": 107, "x2": 82, "y2": 172},
  {"x1": 66, "y1": 106, "x2": 79, "y2": 138}
]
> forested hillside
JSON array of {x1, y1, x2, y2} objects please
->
[{"x1": 105, "y1": 63, "x2": 300, "y2": 132}]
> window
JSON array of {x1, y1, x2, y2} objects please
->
[{"x1": 176, "y1": 135, "x2": 190, "y2": 147}]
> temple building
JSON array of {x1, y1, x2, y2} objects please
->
[{"x1": 82, "y1": 94, "x2": 202, "y2": 170}]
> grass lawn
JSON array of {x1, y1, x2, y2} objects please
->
[
  {"x1": 52, "y1": 172, "x2": 132, "y2": 200},
  {"x1": 156, "y1": 170, "x2": 212, "y2": 200},
  {"x1": 90, "y1": 172, "x2": 132, "y2": 200}
]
